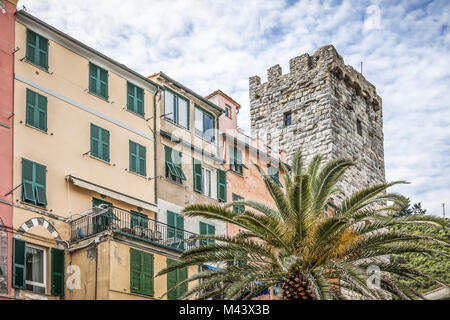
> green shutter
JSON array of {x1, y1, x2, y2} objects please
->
[
  {"x1": 34, "y1": 163, "x2": 47, "y2": 206},
  {"x1": 167, "y1": 210, "x2": 176, "y2": 239},
  {"x1": 129, "y1": 141, "x2": 137, "y2": 173},
  {"x1": 138, "y1": 144, "x2": 146, "y2": 176},
  {"x1": 21, "y1": 159, "x2": 46, "y2": 207},
  {"x1": 200, "y1": 222, "x2": 215, "y2": 246},
  {"x1": 217, "y1": 169, "x2": 227, "y2": 202},
  {"x1": 26, "y1": 89, "x2": 47, "y2": 132},
  {"x1": 173, "y1": 151, "x2": 186, "y2": 180},
  {"x1": 193, "y1": 158, "x2": 203, "y2": 192},
  {"x1": 177, "y1": 267, "x2": 188, "y2": 299},
  {"x1": 130, "y1": 248, "x2": 142, "y2": 293},
  {"x1": 127, "y1": 82, "x2": 144, "y2": 116},
  {"x1": 13, "y1": 238, "x2": 26, "y2": 289},
  {"x1": 51, "y1": 248, "x2": 65, "y2": 296},
  {"x1": 89, "y1": 63, "x2": 108, "y2": 99},
  {"x1": 166, "y1": 259, "x2": 187, "y2": 300},
  {"x1": 209, "y1": 224, "x2": 216, "y2": 246},
  {"x1": 90, "y1": 124, "x2": 109, "y2": 162},
  {"x1": 101, "y1": 128, "x2": 110, "y2": 162},
  {"x1": 141, "y1": 252, "x2": 154, "y2": 296},
  {"x1": 129, "y1": 141, "x2": 145, "y2": 176},
  {"x1": 21, "y1": 159, "x2": 35, "y2": 203},
  {"x1": 167, "y1": 259, "x2": 178, "y2": 300},
  {"x1": 165, "y1": 146, "x2": 178, "y2": 178},
  {"x1": 26, "y1": 29, "x2": 48, "y2": 70}
]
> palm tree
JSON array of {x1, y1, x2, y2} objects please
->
[{"x1": 157, "y1": 149, "x2": 449, "y2": 300}]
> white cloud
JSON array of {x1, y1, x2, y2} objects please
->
[{"x1": 18, "y1": 0, "x2": 450, "y2": 216}]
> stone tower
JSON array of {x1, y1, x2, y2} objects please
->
[{"x1": 249, "y1": 45, "x2": 385, "y2": 196}]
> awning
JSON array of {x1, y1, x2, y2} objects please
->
[
  {"x1": 66, "y1": 175, "x2": 158, "y2": 213},
  {"x1": 203, "y1": 264, "x2": 218, "y2": 270}
]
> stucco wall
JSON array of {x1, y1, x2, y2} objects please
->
[{"x1": 0, "y1": 0, "x2": 17, "y2": 298}]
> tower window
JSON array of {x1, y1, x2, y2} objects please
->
[
  {"x1": 284, "y1": 112, "x2": 292, "y2": 126},
  {"x1": 356, "y1": 119, "x2": 362, "y2": 136}
]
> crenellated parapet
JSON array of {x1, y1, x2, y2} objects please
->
[{"x1": 250, "y1": 45, "x2": 382, "y2": 113}]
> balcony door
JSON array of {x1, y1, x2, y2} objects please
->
[{"x1": 167, "y1": 211, "x2": 184, "y2": 250}]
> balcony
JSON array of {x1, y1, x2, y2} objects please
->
[{"x1": 69, "y1": 206, "x2": 199, "y2": 252}]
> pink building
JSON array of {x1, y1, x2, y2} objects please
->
[{"x1": 0, "y1": 0, "x2": 17, "y2": 299}]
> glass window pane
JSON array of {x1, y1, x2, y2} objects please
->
[
  {"x1": 26, "y1": 247, "x2": 44, "y2": 284},
  {"x1": 164, "y1": 91, "x2": 174, "y2": 121},
  {"x1": 203, "y1": 113, "x2": 214, "y2": 142},
  {"x1": 195, "y1": 107, "x2": 203, "y2": 134},
  {"x1": 178, "y1": 98, "x2": 188, "y2": 128}
]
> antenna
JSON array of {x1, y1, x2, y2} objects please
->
[
  {"x1": 360, "y1": 61, "x2": 363, "y2": 75},
  {"x1": 442, "y1": 203, "x2": 446, "y2": 218}
]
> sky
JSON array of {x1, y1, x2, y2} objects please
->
[{"x1": 17, "y1": 0, "x2": 450, "y2": 216}]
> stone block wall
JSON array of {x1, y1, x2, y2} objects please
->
[{"x1": 249, "y1": 45, "x2": 385, "y2": 197}]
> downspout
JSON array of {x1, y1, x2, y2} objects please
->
[
  {"x1": 94, "y1": 244, "x2": 98, "y2": 300},
  {"x1": 153, "y1": 87, "x2": 159, "y2": 212}
]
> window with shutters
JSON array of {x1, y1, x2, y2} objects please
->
[
  {"x1": 130, "y1": 248, "x2": 154, "y2": 296},
  {"x1": 26, "y1": 29, "x2": 49, "y2": 70},
  {"x1": 14, "y1": 239, "x2": 63, "y2": 296},
  {"x1": 199, "y1": 222, "x2": 215, "y2": 246},
  {"x1": 129, "y1": 140, "x2": 146, "y2": 176},
  {"x1": 167, "y1": 259, "x2": 188, "y2": 300},
  {"x1": 127, "y1": 82, "x2": 144, "y2": 116},
  {"x1": 89, "y1": 62, "x2": 108, "y2": 99},
  {"x1": 267, "y1": 163, "x2": 281, "y2": 186},
  {"x1": 195, "y1": 106, "x2": 215, "y2": 143},
  {"x1": 92, "y1": 198, "x2": 118, "y2": 234},
  {"x1": 217, "y1": 169, "x2": 227, "y2": 202},
  {"x1": 167, "y1": 211, "x2": 185, "y2": 251},
  {"x1": 164, "y1": 89, "x2": 189, "y2": 130},
  {"x1": 90, "y1": 124, "x2": 110, "y2": 162},
  {"x1": 164, "y1": 145, "x2": 186, "y2": 184},
  {"x1": 26, "y1": 89, "x2": 47, "y2": 132},
  {"x1": 130, "y1": 211, "x2": 149, "y2": 238},
  {"x1": 229, "y1": 145, "x2": 245, "y2": 175},
  {"x1": 232, "y1": 193, "x2": 245, "y2": 214},
  {"x1": 130, "y1": 211, "x2": 149, "y2": 229},
  {"x1": 21, "y1": 158, "x2": 47, "y2": 208}
]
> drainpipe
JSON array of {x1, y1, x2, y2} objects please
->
[
  {"x1": 94, "y1": 244, "x2": 98, "y2": 300},
  {"x1": 153, "y1": 87, "x2": 159, "y2": 212}
]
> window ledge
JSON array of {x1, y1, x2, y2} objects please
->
[
  {"x1": 163, "y1": 177, "x2": 185, "y2": 188},
  {"x1": 19, "y1": 200, "x2": 48, "y2": 211},
  {"x1": 194, "y1": 133, "x2": 217, "y2": 145},
  {"x1": 23, "y1": 59, "x2": 50, "y2": 74},
  {"x1": 24, "y1": 123, "x2": 48, "y2": 134},
  {"x1": 125, "y1": 168, "x2": 148, "y2": 180},
  {"x1": 228, "y1": 169, "x2": 244, "y2": 178},
  {"x1": 125, "y1": 108, "x2": 145, "y2": 119},
  {"x1": 87, "y1": 91, "x2": 109, "y2": 103},
  {"x1": 163, "y1": 117, "x2": 190, "y2": 132},
  {"x1": 89, "y1": 154, "x2": 112, "y2": 165}
]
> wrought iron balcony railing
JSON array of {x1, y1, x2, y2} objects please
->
[{"x1": 69, "y1": 206, "x2": 199, "y2": 252}]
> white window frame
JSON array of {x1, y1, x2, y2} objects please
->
[
  {"x1": 194, "y1": 106, "x2": 216, "y2": 143},
  {"x1": 25, "y1": 244, "x2": 47, "y2": 294},
  {"x1": 202, "y1": 167, "x2": 212, "y2": 197}
]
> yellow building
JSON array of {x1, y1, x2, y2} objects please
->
[{"x1": 10, "y1": 10, "x2": 212, "y2": 300}]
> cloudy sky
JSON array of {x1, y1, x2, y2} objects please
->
[{"x1": 18, "y1": 0, "x2": 449, "y2": 216}]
